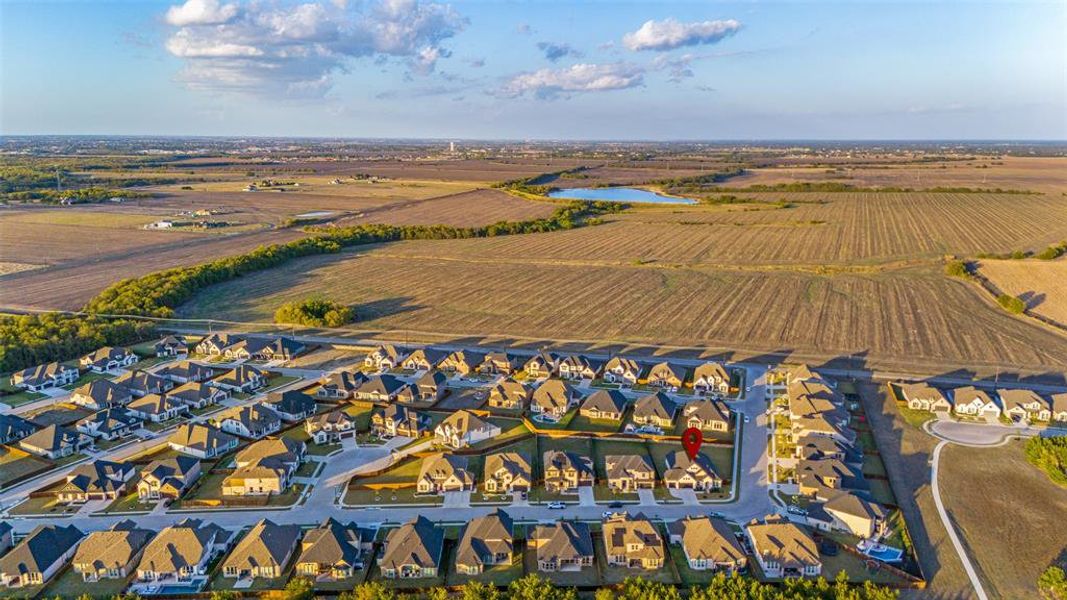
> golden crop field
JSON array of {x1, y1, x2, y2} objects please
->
[
  {"x1": 349, "y1": 189, "x2": 556, "y2": 226},
  {"x1": 979, "y1": 258, "x2": 1067, "y2": 325},
  {"x1": 365, "y1": 192, "x2": 1067, "y2": 266},
  {"x1": 178, "y1": 245, "x2": 1067, "y2": 370},
  {"x1": 0, "y1": 215, "x2": 207, "y2": 265}
]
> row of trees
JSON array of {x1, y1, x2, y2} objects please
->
[{"x1": 0, "y1": 201, "x2": 620, "y2": 373}]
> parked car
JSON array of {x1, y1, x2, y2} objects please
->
[
  {"x1": 547, "y1": 501, "x2": 566, "y2": 509},
  {"x1": 744, "y1": 415, "x2": 751, "y2": 423},
  {"x1": 608, "y1": 502, "x2": 624, "y2": 509}
]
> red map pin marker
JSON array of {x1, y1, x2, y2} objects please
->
[{"x1": 681, "y1": 427, "x2": 703, "y2": 460}]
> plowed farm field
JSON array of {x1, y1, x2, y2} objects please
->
[
  {"x1": 979, "y1": 258, "x2": 1067, "y2": 325},
  {"x1": 179, "y1": 245, "x2": 1067, "y2": 370}
]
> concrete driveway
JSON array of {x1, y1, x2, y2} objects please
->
[
  {"x1": 668, "y1": 488, "x2": 699, "y2": 505},
  {"x1": 577, "y1": 486, "x2": 596, "y2": 506},
  {"x1": 443, "y1": 491, "x2": 471, "y2": 508},
  {"x1": 636, "y1": 488, "x2": 656, "y2": 506}
]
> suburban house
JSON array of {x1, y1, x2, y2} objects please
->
[
  {"x1": 530, "y1": 522, "x2": 593, "y2": 572},
  {"x1": 530, "y1": 379, "x2": 578, "y2": 421},
  {"x1": 438, "y1": 350, "x2": 485, "y2": 375},
  {"x1": 316, "y1": 370, "x2": 368, "y2": 400},
  {"x1": 647, "y1": 361, "x2": 686, "y2": 390},
  {"x1": 603, "y1": 513, "x2": 664, "y2": 569},
  {"x1": 417, "y1": 452, "x2": 475, "y2": 494},
  {"x1": 395, "y1": 383, "x2": 419, "y2": 404},
  {"x1": 210, "y1": 365, "x2": 267, "y2": 393},
  {"x1": 221, "y1": 519, "x2": 302, "y2": 580},
  {"x1": 72, "y1": 521, "x2": 153, "y2": 582},
  {"x1": 195, "y1": 333, "x2": 240, "y2": 356},
  {"x1": 1052, "y1": 393, "x2": 1067, "y2": 423},
  {"x1": 266, "y1": 390, "x2": 317, "y2": 421},
  {"x1": 138, "y1": 455, "x2": 202, "y2": 501},
  {"x1": 157, "y1": 361, "x2": 216, "y2": 384},
  {"x1": 745, "y1": 515, "x2": 822, "y2": 579},
  {"x1": 0, "y1": 414, "x2": 38, "y2": 445},
  {"x1": 133, "y1": 519, "x2": 231, "y2": 589},
  {"x1": 664, "y1": 450, "x2": 722, "y2": 491},
  {"x1": 579, "y1": 389, "x2": 628, "y2": 421},
  {"x1": 295, "y1": 518, "x2": 364, "y2": 581},
  {"x1": 788, "y1": 378, "x2": 855, "y2": 447},
  {"x1": 557, "y1": 354, "x2": 602, "y2": 380},
  {"x1": 401, "y1": 348, "x2": 447, "y2": 371},
  {"x1": 667, "y1": 516, "x2": 746, "y2": 573},
  {"x1": 434, "y1": 410, "x2": 501, "y2": 449},
  {"x1": 543, "y1": 450, "x2": 595, "y2": 492},
  {"x1": 455, "y1": 510, "x2": 514, "y2": 575},
  {"x1": 354, "y1": 374, "x2": 407, "y2": 402},
  {"x1": 794, "y1": 434, "x2": 855, "y2": 462},
  {"x1": 692, "y1": 362, "x2": 732, "y2": 396},
  {"x1": 603, "y1": 356, "x2": 642, "y2": 385},
  {"x1": 415, "y1": 370, "x2": 448, "y2": 402},
  {"x1": 76, "y1": 408, "x2": 143, "y2": 440},
  {"x1": 10, "y1": 361, "x2": 79, "y2": 392},
  {"x1": 379, "y1": 516, "x2": 444, "y2": 579},
  {"x1": 797, "y1": 458, "x2": 867, "y2": 498},
  {"x1": 168, "y1": 382, "x2": 228, "y2": 409},
  {"x1": 168, "y1": 423, "x2": 239, "y2": 459},
  {"x1": 372, "y1": 404, "x2": 428, "y2": 438},
  {"x1": 126, "y1": 393, "x2": 188, "y2": 423},
  {"x1": 364, "y1": 344, "x2": 408, "y2": 370},
  {"x1": 683, "y1": 399, "x2": 732, "y2": 432},
  {"x1": 0, "y1": 524, "x2": 84, "y2": 588},
  {"x1": 79, "y1": 346, "x2": 138, "y2": 373},
  {"x1": 71, "y1": 379, "x2": 133, "y2": 410},
  {"x1": 807, "y1": 492, "x2": 889, "y2": 539},
  {"x1": 116, "y1": 370, "x2": 175, "y2": 398},
  {"x1": 488, "y1": 378, "x2": 532, "y2": 409},
  {"x1": 223, "y1": 438, "x2": 305, "y2": 496},
  {"x1": 523, "y1": 352, "x2": 558, "y2": 378},
  {"x1": 478, "y1": 352, "x2": 522, "y2": 376},
  {"x1": 223, "y1": 336, "x2": 306, "y2": 362},
  {"x1": 483, "y1": 451, "x2": 532, "y2": 493},
  {"x1": 952, "y1": 386, "x2": 1002, "y2": 418},
  {"x1": 631, "y1": 392, "x2": 677, "y2": 430},
  {"x1": 306, "y1": 409, "x2": 356, "y2": 443},
  {"x1": 56, "y1": 459, "x2": 135, "y2": 502},
  {"x1": 898, "y1": 382, "x2": 952, "y2": 412},
  {"x1": 998, "y1": 388, "x2": 1051, "y2": 423},
  {"x1": 154, "y1": 335, "x2": 188, "y2": 357},
  {"x1": 213, "y1": 403, "x2": 282, "y2": 439},
  {"x1": 606, "y1": 454, "x2": 656, "y2": 491},
  {"x1": 18, "y1": 424, "x2": 90, "y2": 459}
]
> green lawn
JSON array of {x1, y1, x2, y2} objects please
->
[
  {"x1": 9, "y1": 495, "x2": 81, "y2": 516},
  {"x1": 521, "y1": 544, "x2": 597, "y2": 587},
  {"x1": 0, "y1": 389, "x2": 46, "y2": 407},
  {"x1": 594, "y1": 531, "x2": 679, "y2": 585},
  {"x1": 308, "y1": 442, "x2": 342, "y2": 456},
  {"x1": 0, "y1": 449, "x2": 53, "y2": 488},
  {"x1": 567, "y1": 414, "x2": 623, "y2": 433},
  {"x1": 62, "y1": 371, "x2": 111, "y2": 390},
  {"x1": 530, "y1": 409, "x2": 578, "y2": 430},
  {"x1": 345, "y1": 487, "x2": 443, "y2": 506},
  {"x1": 44, "y1": 565, "x2": 133, "y2": 599},
  {"x1": 668, "y1": 544, "x2": 722, "y2": 585},
  {"x1": 898, "y1": 406, "x2": 936, "y2": 429},
  {"x1": 296, "y1": 461, "x2": 321, "y2": 478},
  {"x1": 445, "y1": 546, "x2": 524, "y2": 586},
  {"x1": 263, "y1": 374, "x2": 300, "y2": 392},
  {"x1": 99, "y1": 487, "x2": 153, "y2": 514}
]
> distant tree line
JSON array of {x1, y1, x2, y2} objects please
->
[
  {"x1": 685, "y1": 182, "x2": 1039, "y2": 194},
  {"x1": 0, "y1": 201, "x2": 622, "y2": 373}
]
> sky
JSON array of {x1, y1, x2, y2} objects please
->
[{"x1": 1, "y1": 0, "x2": 1065, "y2": 140}]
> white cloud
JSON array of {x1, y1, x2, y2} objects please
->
[
  {"x1": 165, "y1": 0, "x2": 239, "y2": 26},
  {"x1": 162, "y1": 0, "x2": 466, "y2": 97},
  {"x1": 501, "y1": 63, "x2": 644, "y2": 99},
  {"x1": 622, "y1": 18, "x2": 741, "y2": 52},
  {"x1": 537, "y1": 41, "x2": 582, "y2": 63}
]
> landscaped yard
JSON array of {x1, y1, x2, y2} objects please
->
[
  {"x1": 0, "y1": 387, "x2": 46, "y2": 407},
  {"x1": 567, "y1": 413, "x2": 623, "y2": 433},
  {"x1": 9, "y1": 494, "x2": 81, "y2": 516},
  {"x1": 0, "y1": 446, "x2": 53, "y2": 488},
  {"x1": 44, "y1": 565, "x2": 133, "y2": 598},
  {"x1": 99, "y1": 487, "x2": 154, "y2": 514},
  {"x1": 594, "y1": 531, "x2": 680, "y2": 585},
  {"x1": 25, "y1": 403, "x2": 93, "y2": 426}
]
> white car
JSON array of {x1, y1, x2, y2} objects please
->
[
  {"x1": 744, "y1": 415, "x2": 751, "y2": 424},
  {"x1": 602, "y1": 511, "x2": 615, "y2": 519},
  {"x1": 547, "y1": 501, "x2": 566, "y2": 509}
]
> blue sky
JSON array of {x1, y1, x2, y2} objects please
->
[{"x1": 1, "y1": 0, "x2": 1064, "y2": 140}]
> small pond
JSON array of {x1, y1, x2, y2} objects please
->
[{"x1": 547, "y1": 186, "x2": 696, "y2": 205}]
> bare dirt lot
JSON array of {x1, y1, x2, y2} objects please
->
[
  {"x1": 346, "y1": 189, "x2": 556, "y2": 226},
  {"x1": 940, "y1": 440, "x2": 1067, "y2": 600},
  {"x1": 979, "y1": 258, "x2": 1067, "y2": 326}
]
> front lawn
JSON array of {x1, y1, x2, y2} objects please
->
[
  {"x1": 0, "y1": 447, "x2": 53, "y2": 488},
  {"x1": 10, "y1": 495, "x2": 80, "y2": 516},
  {"x1": 45, "y1": 565, "x2": 133, "y2": 599},
  {"x1": 0, "y1": 389, "x2": 46, "y2": 408},
  {"x1": 344, "y1": 487, "x2": 443, "y2": 506}
]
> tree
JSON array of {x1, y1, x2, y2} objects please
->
[
  {"x1": 283, "y1": 577, "x2": 315, "y2": 600},
  {"x1": 210, "y1": 592, "x2": 241, "y2": 600},
  {"x1": 996, "y1": 293, "x2": 1026, "y2": 314},
  {"x1": 615, "y1": 577, "x2": 681, "y2": 600},
  {"x1": 944, "y1": 260, "x2": 971, "y2": 279},
  {"x1": 1039, "y1": 565, "x2": 1067, "y2": 600},
  {"x1": 508, "y1": 574, "x2": 577, "y2": 600},
  {"x1": 341, "y1": 582, "x2": 398, "y2": 600},
  {"x1": 1025, "y1": 436, "x2": 1067, "y2": 487},
  {"x1": 462, "y1": 581, "x2": 502, "y2": 600}
]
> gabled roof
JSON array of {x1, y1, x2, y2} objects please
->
[
  {"x1": 417, "y1": 369, "x2": 448, "y2": 389},
  {"x1": 437, "y1": 410, "x2": 494, "y2": 436},
  {"x1": 12, "y1": 361, "x2": 76, "y2": 385},
  {"x1": 633, "y1": 392, "x2": 676, "y2": 420},
  {"x1": 73, "y1": 525, "x2": 153, "y2": 572},
  {"x1": 603, "y1": 513, "x2": 663, "y2": 560},
  {"x1": 235, "y1": 437, "x2": 304, "y2": 470},
  {"x1": 115, "y1": 370, "x2": 169, "y2": 394},
  {"x1": 216, "y1": 364, "x2": 265, "y2": 386},
  {"x1": 266, "y1": 390, "x2": 316, "y2": 415},
  {"x1": 683, "y1": 398, "x2": 730, "y2": 423},
  {"x1": 215, "y1": 403, "x2": 281, "y2": 430},
  {"x1": 357, "y1": 374, "x2": 406, "y2": 396},
  {"x1": 664, "y1": 450, "x2": 719, "y2": 480},
  {"x1": 73, "y1": 379, "x2": 133, "y2": 406},
  {"x1": 1052, "y1": 393, "x2": 1067, "y2": 413},
  {"x1": 604, "y1": 356, "x2": 641, "y2": 374},
  {"x1": 746, "y1": 515, "x2": 820, "y2": 568},
  {"x1": 81, "y1": 346, "x2": 134, "y2": 366},
  {"x1": 61, "y1": 460, "x2": 134, "y2": 495},
  {"x1": 169, "y1": 423, "x2": 237, "y2": 453},
  {"x1": 997, "y1": 388, "x2": 1048, "y2": 411},
  {"x1": 419, "y1": 453, "x2": 473, "y2": 486},
  {"x1": 484, "y1": 452, "x2": 531, "y2": 480},
  {"x1": 319, "y1": 370, "x2": 368, "y2": 394},
  {"x1": 823, "y1": 491, "x2": 889, "y2": 523},
  {"x1": 455, "y1": 510, "x2": 513, "y2": 569},
  {"x1": 169, "y1": 382, "x2": 224, "y2": 403},
  {"x1": 298, "y1": 518, "x2": 361, "y2": 568},
  {"x1": 138, "y1": 519, "x2": 226, "y2": 574},
  {"x1": 20, "y1": 424, "x2": 82, "y2": 452},
  {"x1": 489, "y1": 378, "x2": 531, "y2": 403},
  {"x1": 404, "y1": 348, "x2": 447, "y2": 366},
  {"x1": 532, "y1": 522, "x2": 593, "y2": 563},
  {"x1": 668, "y1": 516, "x2": 745, "y2": 564},
  {"x1": 952, "y1": 385, "x2": 996, "y2": 406},
  {"x1": 532, "y1": 379, "x2": 575, "y2": 411},
  {"x1": 307, "y1": 409, "x2": 355, "y2": 431},
  {"x1": 605, "y1": 454, "x2": 654, "y2": 480},
  {"x1": 897, "y1": 382, "x2": 947, "y2": 403},
  {"x1": 380, "y1": 516, "x2": 443, "y2": 571},
  {"x1": 0, "y1": 414, "x2": 39, "y2": 442},
  {"x1": 0, "y1": 524, "x2": 83, "y2": 575},
  {"x1": 544, "y1": 450, "x2": 593, "y2": 477},
  {"x1": 648, "y1": 361, "x2": 686, "y2": 382},
  {"x1": 693, "y1": 361, "x2": 730, "y2": 383},
  {"x1": 158, "y1": 361, "x2": 214, "y2": 381},
  {"x1": 142, "y1": 455, "x2": 200, "y2": 484},
  {"x1": 580, "y1": 389, "x2": 628, "y2": 416},
  {"x1": 127, "y1": 393, "x2": 184, "y2": 416},
  {"x1": 223, "y1": 519, "x2": 301, "y2": 573}
]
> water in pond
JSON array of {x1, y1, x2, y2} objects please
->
[{"x1": 547, "y1": 187, "x2": 696, "y2": 205}]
